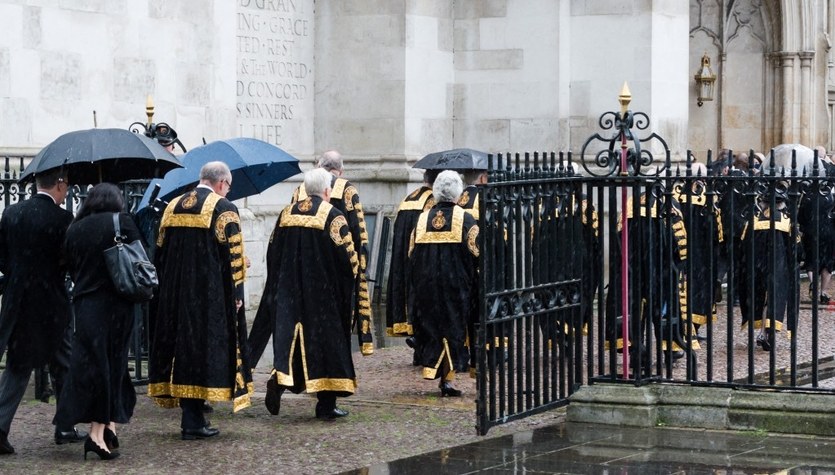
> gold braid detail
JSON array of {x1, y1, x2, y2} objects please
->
[
  {"x1": 467, "y1": 225, "x2": 480, "y2": 257},
  {"x1": 330, "y1": 215, "x2": 347, "y2": 246},
  {"x1": 214, "y1": 211, "x2": 241, "y2": 244}
]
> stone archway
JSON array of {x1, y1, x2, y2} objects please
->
[{"x1": 689, "y1": 0, "x2": 830, "y2": 156}]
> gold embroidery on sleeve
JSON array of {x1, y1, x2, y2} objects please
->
[
  {"x1": 215, "y1": 211, "x2": 241, "y2": 244},
  {"x1": 330, "y1": 215, "x2": 347, "y2": 246},
  {"x1": 467, "y1": 225, "x2": 480, "y2": 257}
]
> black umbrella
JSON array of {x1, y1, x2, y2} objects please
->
[
  {"x1": 413, "y1": 148, "x2": 489, "y2": 170},
  {"x1": 20, "y1": 128, "x2": 182, "y2": 185}
]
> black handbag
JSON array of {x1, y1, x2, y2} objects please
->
[{"x1": 103, "y1": 213, "x2": 158, "y2": 302}]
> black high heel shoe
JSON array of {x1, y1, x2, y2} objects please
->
[
  {"x1": 83, "y1": 436, "x2": 119, "y2": 460},
  {"x1": 103, "y1": 428, "x2": 119, "y2": 450},
  {"x1": 439, "y1": 381, "x2": 462, "y2": 397}
]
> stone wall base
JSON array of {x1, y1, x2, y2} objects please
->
[{"x1": 567, "y1": 383, "x2": 835, "y2": 437}]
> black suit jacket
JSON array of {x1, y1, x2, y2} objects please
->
[{"x1": 0, "y1": 193, "x2": 74, "y2": 367}]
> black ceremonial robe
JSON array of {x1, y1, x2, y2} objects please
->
[
  {"x1": 676, "y1": 185, "x2": 723, "y2": 332},
  {"x1": 148, "y1": 187, "x2": 253, "y2": 412},
  {"x1": 407, "y1": 202, "x2": 479, "y2": 379},
  {"x1": 457, "y1": 185, "x2": 480, "y2": 220},
  {"x1": 386, "y1": 185, "x2": 434, "y2": 336},
  {"x1": 294, "y1": 177, "x2": 373, "y2": 354},
  {"x1": 605, "y1": 193, "x2": 688, "y2": 353},
  {"x1": 738, "y1": 201, "x2": 799, "y2": 336},
  {"x1": 267, "y1": 196, "x2": 359, "y2": 396}
]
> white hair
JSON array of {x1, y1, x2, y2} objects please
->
[
  {"x1": 433, "y1": 170, "x2": 464, "y2": 203},
  {"x1": 304, "y1": 168, "x2": 332, "y2": 197},
  {"x1": 316, "y1": 150, "x2": 343, "y2": 172}
]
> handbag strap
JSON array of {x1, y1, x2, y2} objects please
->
[{"x1": 112, "y1": 212, "x2": 125, "y2": 243}]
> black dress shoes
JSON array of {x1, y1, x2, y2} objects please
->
[
  {"x1": 439, "y1": 381, "x2": 462, "y2": 397},
  {"x1": 265, "y1": 378, "x2": 284, "y2": 415},
  {"x1": 55, "y1": 427, "x2": 88, "y2": 445},
  {"x1": 315, "y1": 406, "x2": 349, "y2": 420},
  {"x1": 181, "y1": 425, "x2": 220, "y2": 440},
  {"x1": 0, "y1": 430, "x2": 14, "y2": 455}
]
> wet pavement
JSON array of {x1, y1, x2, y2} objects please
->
[{"x1": 342, "y1": 422, "x2": 835, "y2": 474}]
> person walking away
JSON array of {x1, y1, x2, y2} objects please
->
[
  {"x1": 55, "y1": 183, "x2": 143, "y2": 460},
  {"x1": 0, "y1": 167, "x2": 87, "y2": 454},
  {"x1": 386, "y1": 170, "x2": 438, "y2": 364},
  {"x1": 250, "y1": 150, "x2": 374, "y2": 367},
  {"x1": 148, "y1": 161, "x2": 253, "y2": 439},
  {"x1": 407, "y1": 170, "x2": 480, "y2": 397},
  {"x1": 256, "y1": 168, "x2": 360, "y2": 419}
]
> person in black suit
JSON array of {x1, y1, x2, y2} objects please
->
[
  {"x1": 54, "y1": 183, "x2": 143, "y2": 460},
  {"x1": 0, "y1": 167, "x2": 87, "y2": 455}
]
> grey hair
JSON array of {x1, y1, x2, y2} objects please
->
[
  {"x1": 200, "y1": 161, "x2": 232, "y2": 184},
  {"x1": 317, "y1": 150, "x2": 343, "y2": 172},
  {"x1": 433, "y1": 170, "x2": 464, "y2": 203},
  {"x1": 304, "y1": 168, "x2": 332, "y2": 197}
]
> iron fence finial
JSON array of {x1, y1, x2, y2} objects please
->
[
  {"x1": 619, "y1": 82, "x2": 632, "y2": 115},
  {"x1": 145, "y1": 95, "x2": 154, "y2": 127}
]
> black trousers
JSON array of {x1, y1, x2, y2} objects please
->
[
  {"x1": 0, "y1": 326, "x2": 72, "y2": 435},
  {"x1": 180, "y1": 398, "x2": 207, "y2": 430}
]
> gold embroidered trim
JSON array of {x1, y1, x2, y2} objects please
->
[
  {"x1": 421, "y1": 338, "x2": 453, "y2": 380},
  {"x1": 415, "y1": 207, "x2": 465, "y2": 244},
  {"x1": 298, "y1": 197, "x2": 313, "y2": 212},
  {"x1": 147, "y1": 381, "x2": 254, "y2": 402},
  {"x1": 458, "y1": 191, "x2": 470, "y2": 206},
  {"x1": 332, "y1": 178, "x2": 347, "y2": 200},
  {"x1": 361, "y1": 343, "x2": 374, "y2": 355},
  {"x1": 215, "y1": 210, "x2": 241, "y2": 244},
  {"x1": 160, "y1": 193, "x2": 221, "y2": 231},
  {"x1": 467, "y1": 225, "x2": 479, "y2": 257},
  {"x1": 398, "y1": 189, "x2": 434, "y2": 212},
  {"x1": 431, "y1": 210, "x2": 446, "y2": 229},
  {"x1": 279, "y1": 201, "x2": 332, "y2": 230},
  {"x1": 181, "y1": 192, "x2": 198, "y2": 209},
  {"x1": 344, "y1": 185, "x2": 356, "y2": 212},
  {"x1": 390, "y1": 323, "x2": 413, "y2": 335},
  {"x1": 330, "y1": 215, "x2": 347, "y2": 246},
  {"x1": 228, "y1": 234, "x2": 242, "y2": 244},
  {"x1": 305, "y1": 378, "x2": 357, "y2": 393}
]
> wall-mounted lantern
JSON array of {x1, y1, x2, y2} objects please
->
[{"x1": 694, "y1": 53, "x2": 717, "y2": 107}]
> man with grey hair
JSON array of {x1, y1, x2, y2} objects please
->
[
  {"x1": 292, "y1": 150, "x2": 373, "y2": 356},
  {"x1": 407, "y1": 170, "x2": 479, "y2": 397},
  {"x1": 149, "y1": 161, "x2": 253, "y2": 439},
  {"x1": 256, "y1": 167, "x2": 359, "y2": 419}
]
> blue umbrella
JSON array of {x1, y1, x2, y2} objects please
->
[{"x1": 138, "y1": 138, "x2": 301, "y2": 208}]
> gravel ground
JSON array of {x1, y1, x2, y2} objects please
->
[{"x1": 0, "y1": 345, "x2": 562, "y2": 475}]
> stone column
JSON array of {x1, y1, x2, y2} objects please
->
[
  {"x1": 800, "y1": 51, "x2": 815, "y2": 145},
  {"x1": 781, "y1": 53, "x2": 797, "y2": 144}
]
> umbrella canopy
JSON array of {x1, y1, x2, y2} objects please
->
[
  {"x1": 412, "y1": 148, "x2": 489, "y2": 171},
  {"x1": 763, "y1": 143, "x2": 827, "y2": 177},
  {"x1": 138, "y1": 137, "x2": 302, "y2": 208},
  {"x1": 20, "y1": 128, "x2": 182, "y2": 185}
]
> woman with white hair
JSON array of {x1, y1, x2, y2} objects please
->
[{"x1": 407, "y1": 170, "x2": 480, "y2": 397}]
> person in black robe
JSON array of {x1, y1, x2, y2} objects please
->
[
  {"x1": 386, "y1": 170, "x2": 437, "y2": 363},
  {"x1": 675, "y1": 163, "x2": 723, "y2": 344},
  {"x1": 458, "y1": 169, "x2": 487, "y2": 221},
  {"x1": 738, "y1": 190, "x2": 799, "y2": 351},
  {"x1": 148, "y1": 161, "x2": 253, "y2": 440},
  {"x1": 605, "y1": 191, "x2": 688, "y2": 375},
  {"x1": 408, "y1": 170, "x2": 480, "y2": 397},
  {"x1": 257, "y1": 168, "x2": 360, "y2": 419},
  {"x1": 249, "y1": 151, "x2": 374, "y2": 369},
  {"x1": 55, "y1": 183, "x2": 142, "y2": 460},
  {"x1": 0, "y1": 167, "x2": 87, "y2": 454}
]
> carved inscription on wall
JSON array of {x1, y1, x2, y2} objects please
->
[{"x1": 236, "y1": 0, "x2": 313, "y2": 147}]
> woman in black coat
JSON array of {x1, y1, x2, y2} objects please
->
[{"x1": 55, "y1": 183, "x2": 142, "y2": 460}]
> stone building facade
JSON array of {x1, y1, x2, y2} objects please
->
[{"x1": 1, "y1": 0, "x2": 833, "y2": 307}]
